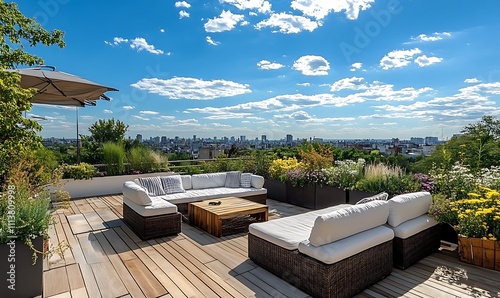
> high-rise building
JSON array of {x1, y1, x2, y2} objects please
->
[
  {"x1": 193, "y1": 135, "x2": 196, "y2": 141},
  {"x1": 425, "y1": 136, "x2": 439, "y2": 145},
  {"x1": 240, "y1": 135, "x2": 246, "y2": 142},
  {"x1": 261, "y1": 135, "x2": 267, "y2": 142},
  {"x1": 286, "y1": 134, "x2": 293, "y2": 144},
  {"x1": 136, "y1": 134, "x2": 142, "y2": 142},
  {"x1": 161, "y1": 136, "x2": 167, "y2": 144}
]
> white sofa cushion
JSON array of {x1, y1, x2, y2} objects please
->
[
  {"x1": 160, "y1": 175, "x2": 186, "y2": 194},
  {"x1": 251, "y1": 175, "x2": 265, "y2": 188},
  {"x1": 138, "y1": 177, "x2": 166, "y2": 196},
  {"x1": 387, "y1": 192, "x2": 432, "y2": 227},
  {"x1": 124, "y1": 196, "x2": 177, "y2": 217},
  {"x1": 390, "y1": 214, "x2": 438, "y2": 239},
  {"x1": 192, "y1": 172, "x2": 227, "y2": 189},
  {"x1": 159, "y1": 187, "x2": 267, "y2": 204},
  {"x1": 308, "y1": 200, "x2": 389, "y2": 247},
  {"x1": 181, "y1": 175, "x2": 192, "y2": 190},
  {"x1": 122, "y1": 181, "x2": 152, "y2": 205},
  {"x1": 249, "y1": 204, "x2": 352, "y2": 250},
  {"x1": 299, "y1": 226, "x2": 394, "y2": 264},
  {"x1": 240, "y1": 173, "x2": 252, "y2": 187}
]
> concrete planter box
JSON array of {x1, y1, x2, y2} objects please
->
[
  {"x1": 0, "y1": 236, "x2": 43, "y2": 298},
  {"x1": 286, "y1": 183, "x2": 316, "y2": 209},
  {"x1": 60, "y1": 172, "x2": 175, "y2": 199},
  {"x1": 347, "y1": 190, "x2": 377, "y2": 204},
  {"x1": 315, "y1": 186, "x2": 347, "y2": 209}
]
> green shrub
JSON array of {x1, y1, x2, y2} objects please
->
[
  {"x1": 103, "y1": 142, "x2": 125, "y2": 176},
  {"x1": 62, "y1": 162, "x2": 95, "y2": 180}
]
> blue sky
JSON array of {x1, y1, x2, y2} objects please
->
[{"x1": 19, "y1": 0, "x2": 500, "y2": 141}]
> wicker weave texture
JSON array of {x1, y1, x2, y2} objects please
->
[
  {"x1": 123, "y1": 204, "x2": 181, "y2": 240},
  {"x1": 393, "y1": 224, "x2": 441, "y2": 269},
  {"x1": 248, "y1": 233, "x2": 393, "y2": 298}
]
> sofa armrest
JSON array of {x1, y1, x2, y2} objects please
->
[
  {"x1": 251, "y1": 175, "x2": 265, "y2": 188},
  {"x1": 123, "y1": 181, "x2": 152, "y2": 205}
]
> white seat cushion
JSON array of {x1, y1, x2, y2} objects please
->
[
  {"x1": 390, "y1": 214, "x2": 438, "y2": 239},
  {"x1": 387, "y1": 192, "x2": 432, "y2": 227},
  {"x1": 308, "y1": 200, "x2": 389, "y2": 247},
  {"x1": 159, "y1": 187, "x2": 267, "y2": 204},
  {"x1": 251, "y1": 175, "x2": 265, "y2": 188},
  {"x1": 249, "y1": 204, "x2": 352, "y2": 250},
  {"x1": 298, "y1": 226, "x2": 394, "y2": 264},
  {"x1": 124, "y1": 196, "x2": 177, "y2": 217}
]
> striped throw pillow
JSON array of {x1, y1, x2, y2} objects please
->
[
  {"x1": 160, "y1": 175, "x2": 186, "y2": 194},
  {"x1": 138, "y1": 177, "x2": 166, "y2": 196},
  {"x1": 224, "y1": 171, "x2": 242, "y2": 188},
  {"x1": 240, "y1": 173, "x2": 252, "y2": 188}
]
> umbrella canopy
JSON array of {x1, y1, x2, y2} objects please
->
[{"x1": 8, "y1": 65, "x2": 118, "y2": 106}]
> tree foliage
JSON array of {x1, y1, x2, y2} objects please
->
[
  {"x1": 80, "y1": 118, "x2": 129, "y2": 164},
  {"x1": 0, "y1": 1, "x2": 65, "y2": 185}
]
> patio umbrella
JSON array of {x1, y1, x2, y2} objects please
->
[
  {"x1": 9, "y1": 65, "x2": 118, "y2": 106},
  {"x1": 8, "y1": 65, "x2": 118, "y2": 162}
]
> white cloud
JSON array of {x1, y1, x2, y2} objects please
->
[
  {"x1": 297, "y1": 82, "x2": 311, "y2": 86},
  {"x1": 104, "y1": 37, "x2": 128, "y2": 47},
  {"x1": 249, "y1": 11, "x2": 258, "y2": 16},
  {"x1": 160, "y1": 28, "x2": 165, "y2": 33},
  {"x1": 80, "y1": 115, "x2": 93, "y2": 120},
  {"x1": 123, "y1": 106, "x2": 135, "y2": 110},
  {"x1": 206, "y1": 36, "x2": 221, "y2": 46},
  {"x1": 330, "y1": 77, "x2": 368, "y2": 92},
  {"x1": 414, "y1": 55, "x2": 443, "y2": 67},
  {"x1": 175, "y1": 1, "x2": 191, "y2": 8},
  {"x1": 257, "y1": 60, "x2": 284, "y2": 70},
  {"x1": 140, "y1": 110, "x2": 159, "y2": 115},
  {"x1": 380, "y1": 48, "x2": 422, "y2": 70},
  {"x1": 350, "y1": 62, "x2": 363, "y2": 71},
  {"x1": 129, "y1": 38, "x2": 164, "y2": 55},
  {"x1": 293, "y1": 55, "x2": 330, "y2": 76},
  {"x1": 133, "y1": 115, "x2": 150, "y2": 121},
  {"x1": 220, "y1": 0, "x2": 271, "y2": 14},
  {"x1": 411, "y1": 32, "x2": 451, "y2": 42},
  {"x1": 204, "y1": 10, "x2": 245, "y2": 32},
  {"x1": 255, "y1": 12, "x2": 320, "y2": 34},
  {"x1": 291, "y1": 0, "x2": 374, "y2": 20},
  {"x1": 464, "y1": 78, "x2": 481, "y2": 84},
  {"x1": 103, "y1": 109, "x2": 113, "y2": 114},
  {"x1": 179, "y1": 10, "x2": 190, "y2": 18},
  {"x1": 131, "y1": 77, "x2": 252, "y2": 100}
]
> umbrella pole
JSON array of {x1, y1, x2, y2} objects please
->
[{"x1": 76, "y1": 108, "x2": 80, "y2": 164}]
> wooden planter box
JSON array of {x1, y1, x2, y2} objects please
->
[
  {"x1": 315, "y1": 186, "x2": 347, "y2": 209},
  {"x1": 347, "y1": 190, "x2": 377, "y2": 204},
  {"x1": 458, "y1": 235, "x2": 500, "y2": 270},
  {"x1": 264, "y1": 179, "x2": 287, "y2": 202},
  {"x1": 286, "y1": 183, "x2": 316, "y2": 209},
  {"x1": 0, "y1": 236, "x2": 43, "y2": 297}
]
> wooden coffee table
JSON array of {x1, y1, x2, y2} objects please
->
[{"x1": 188, "y1": 197, "x2": 268, "y2": 237}]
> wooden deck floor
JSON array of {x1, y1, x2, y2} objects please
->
[{"x1": 43, "y1": 195, "x2": 500, "y2": 298}]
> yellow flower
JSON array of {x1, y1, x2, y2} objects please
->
[
  {"x1": 490, "y1": 237, "x2": 497, "y2": 241},
  {"x1": 482, "y1": 237, "x2": 488, "y2": 240}
]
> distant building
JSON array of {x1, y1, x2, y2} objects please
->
[
  {"x1": 425, "y1": 136, "x2": 439, "y2": 145},
  {"x1": 198, "y1": 146, "x2": 223, "y2": 159},
  {"x1": 240, "y1": 135, "x2": 246, "y2": 142},
  {"x1": 136, "y1": 134, "x2": 142, "y2": 142},
  {"x1": 410, "y1": 137, "x2": 424, "y2": 145},
  {"x1": 261, "y1": 135, "x2": 267, "y2": 142},
  {"x1": 161, "y1": 136, "x2": 167, "y2": 144},
  {"x1": 286, "y1": 134, "x2": 293, "y2": 144}
]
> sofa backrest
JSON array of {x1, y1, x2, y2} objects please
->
[
  {"x1": 308, "y1": 200, "x2": 389, "y2": 247},
  {"x1": 251, "y1": 175, "x2": 265, "y2": 188},
  {"x1": 181, "y1": 175, "x2": 192, "y2": 190},
  {"x1": 387, "y1": 191, "x2": 432, "y2": 227},
  {"x1": 191, "y1": 172, "x2": 227, "y2": 189}
]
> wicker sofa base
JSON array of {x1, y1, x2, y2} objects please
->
[
  {"x1": 393, "y1": 224, "x2": 441, "y2": 269},
  {"x1": 123, "y1": 204, "x2": 181, "y2": 240},
  {"x1": 248, "y1": 233, "x2": 393, "y2": 298}
]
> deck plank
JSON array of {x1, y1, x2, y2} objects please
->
[
  {"x1": 82, "y1": 211, "x2": 107, "y2": 230},
  {"x1": 44, "y1": 266, "x2": 70, "y2": 297},
  {"x1": 67, "y1": 214, "x2": 93, "y2": 234}
]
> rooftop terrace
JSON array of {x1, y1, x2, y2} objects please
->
[{"x1": 44, "y1": 195, "x2": 500, "y2": 298}]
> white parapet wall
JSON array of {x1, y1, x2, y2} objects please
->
[{"x1": 59, "y1": 172, "x2": 176, "y2": 199}]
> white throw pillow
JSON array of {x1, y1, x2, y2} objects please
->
[
  {"x1": 251, "y1": 175, "x2": 265, "y2": 188},
  {"x1": 356, "y1": 192, "x2": 389, "y2": 205},
  {"x1": 240, "y1": 173, "x2": 252, "y2": 188},
  {"x1": 138, "y1": 177, "x2": 166, "y2": 196},
  {"x1": 387, "y1": 192, "x2": 432, "y2": 227},
  {"x1": 192, "y1": 172, "x2": 227, "y2": 189},
  {"x1": 122, "y1": 181, "x2": 152, "y2": 205},
  {"x1": 160, "y1": 175, "x2": 186, "y2": 194},
  {"x1": 225, "y1": 171, "x2": 242, "y2": 188},
  {"x1": 308, "y1": 200, "x2": 389, "y2": 247}
]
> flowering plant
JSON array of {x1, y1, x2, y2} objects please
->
[
  {"x1": 268, "y1": 157, "x2": 302, "y2": 182},
  {"x1": 286, "y1": 169, "x2": 328, "y2": 187},
  {"x1": 430, "y1": 186, "x2": 500, "y2": 240},
  {"x1": 322, "y1": 159, "x2": 365, "y2": 190}
]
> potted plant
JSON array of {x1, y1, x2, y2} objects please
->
[
  {"x1": 285, "y1": 168, "x2": 317, "y2": 209},
  {"x1": 322, "y1": 159, "x2": 365, "y2": 206},
  {"x1": 266, "y1": 157, "x2": 302, "y2": 202},
  {"x1": 1, "y1": 161, "x2": 69, "y2": 297}
]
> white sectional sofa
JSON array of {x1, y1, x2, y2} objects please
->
[
  {"x1": 122, "y1": 171, "x2": 267, "y2": 239},
  {"x1": 248, "y1": 191, "x2": 440, "y2": 298}
]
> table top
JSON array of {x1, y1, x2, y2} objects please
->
[{"x1": 189, "y1": 197, "x2": 268, "y2": 217}]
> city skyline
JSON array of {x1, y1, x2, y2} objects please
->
[{"x1": 18, "y1": 1, "x2": 500, "y2": 140}]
